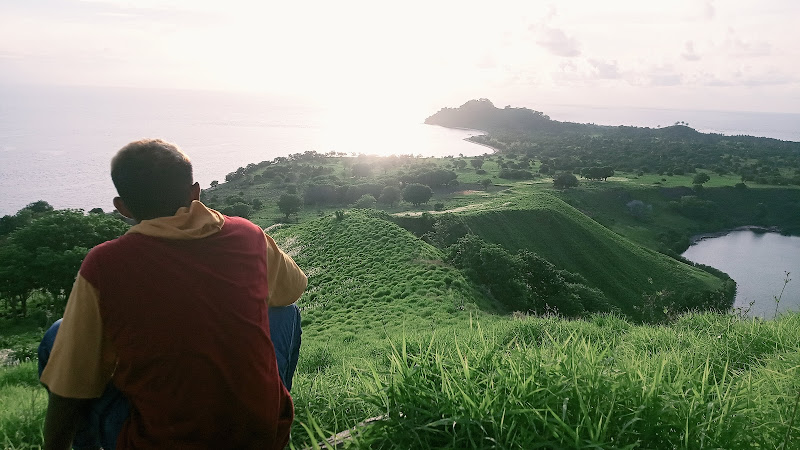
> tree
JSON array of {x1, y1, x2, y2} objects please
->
[
  {"x1": 693, "y1": 172, "x2": 711, "y2": 185},
  {"x1": 351, "y1": 162, "x2": 372, "y2": 178},
  {"x1": 470, "y1": 158, "x2": 485, "y2": 170},
  {"x1": 402, "y1": 183, "x2": 433, "y2": 206},
  {"x1": 353, "y1": 194, "x2": 377, "y2": 209},
  {"x1": 277, "y1": 194, "x2": 302, "y2": 219},
  {"x1": 581, "y1": 166, "x2": 615, "y2": 181},
  {"x1": 553, "y1": 172, "x2": 579, "y2": 189},
  {"x1": 210, "y1": 180, "x2": 219, "y2": 188},
  {"x1": 454, "y1": 159, "x2": 468, "y2": 170},
  {"x1": 24, "y1": 200, "x2": 54, "y2": 214},
  {"x1": 480, "y1": 179, "x2": 492, "y2": 190},
  {"x1": 378, "y1": 186, "x2": 402, "y2": 206},
  {"x1": 0, "y1": 210, "x2": 129, "y2": 316},
  {"x1": 220, "y1": 202, "x2": 252, "y2": 219}
]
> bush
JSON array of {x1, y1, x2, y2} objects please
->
[
  {"x1": 553, "y1": 172, "x2": 579, "y2": 189},
  {"x1": 277, "y1": 194, "x2": 302, "y2": 219},
  {"x1": 219, "y1": 202, "x2": 252, "y2": 219},
  {"x1": 402, "y1": 184, "x2": 433, "y2": 206},
  {"x1": 378, "y1": 186, "x2": 402, "y2": 206},
  {"x1": 353, "y1": 194, "x2": 377, "y2": 209},
  {"x1": 446, "y1": 235, "x2": 609, "y2": 316},
  {"x1": 499, "y1": 168, "x2": 533, "y2": 180}
]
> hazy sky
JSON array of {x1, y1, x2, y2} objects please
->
[{"x1": 2, "y1": 0, "x2": 799, "y2": 115}]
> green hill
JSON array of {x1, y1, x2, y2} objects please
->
[
  {"x1": 268, "y1": 210, "x2": 498, "y2": 342},
  {"x1": 401, "y1": 193, "x2": 730, "y2": 318}
]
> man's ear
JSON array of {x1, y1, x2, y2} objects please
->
[
  {"x1": 113, "y1": 197, "x2": 135, "y2": 220},
  {"x1": 190, "y1": 182, "x2": 201, "y2": 202}
]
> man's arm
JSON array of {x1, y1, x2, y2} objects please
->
[
  {"x1": 43, "y1": 392, "x2": 92, "y2": 450},
  {"x1": 264, "y1": 233, "x2": 307, "y2": 307}
]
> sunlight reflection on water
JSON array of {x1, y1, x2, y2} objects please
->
[{"x1": 0, "y1": 86, "x2": 486, "y2": 214}]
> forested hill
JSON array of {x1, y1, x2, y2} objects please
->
[
  {"x1": 425, "y1": 99, "x2": 800, "y2": 185},
  {"x1": 425, "y1": 98, "x2": 797, "y2": 145}
]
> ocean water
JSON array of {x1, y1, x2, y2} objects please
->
[
  {"x1": 542, "y1": 104, "x2": 800, "y2": 142},
  {"x1": 0, "y1": 85, "x2": 485, "y2": 215},
  {"x1": 1, "y1": 84, "x2": 798, "y2": 215}
]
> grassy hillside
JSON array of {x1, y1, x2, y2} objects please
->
[
  {"x1": 335, "y1": 312, "x2": 800, "y2": 449},
  {"x1": 6, "y1": 312, "x2": 800, "y2": 449},
  {"x1": 0, "y1": 205, "x2": 796, "y2": 449},
  {"x1": 398, "y1": 192, "x2": 728, "y2": 318},
  {"x1": 268, "y1": 210, "x2": 500, "y2": 342}
]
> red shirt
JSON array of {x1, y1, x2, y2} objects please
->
[{"x1": 81, "y1": 215, "x2": 293, "y2": 449}]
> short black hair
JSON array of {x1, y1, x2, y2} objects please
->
[{"x1": 111, "y1": 139, "x2": 194, "y2": 220}]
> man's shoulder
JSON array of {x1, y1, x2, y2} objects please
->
[
  {"x1": 86, "y1": 233, "x2": 140, "y2": 256},
  {"x1": 221, "y1": 215, "x2": 266, "y2": 236}
]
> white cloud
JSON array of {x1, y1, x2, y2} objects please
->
[
  {"x1": 724, "y1": 30, "x2": 771, "y2": 57},
  {"x1": 681, "y1": 41, "x2": 701, "y2": 61},
  {"x1": 589, "y1": 59, "x2": 622, "y2": 79},
  {"x1": 1, "y1": 0, "x2": 799, "y2": 113},
  {"x1": 703, "y1": 1, "x2": 715, "y2": 20},
  {"x1": 536, "y1": 27, "x2": 581, "y2": 57}
]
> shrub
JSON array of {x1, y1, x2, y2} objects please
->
[
  {"x1": 219, "y1": 202, "x2": 252, "y2": 219},
  {"x1": 553, "y1": 172, "x2": 579, "y2": 189},
  {"x1": 499, "y1": 168, "x2": 533, "y2": 180},
  {"x1": 353, "y1": 194, "x2": 377, "y2": 209},
  {"x1": 378, "y1": 186, "x2": 402, "y2": 206},
  {"x1": 277, "y1": 194, "x2": 302, "y2": 219},
  {"x1": 402, "y1": 184, "x2": 433, "y2": 206}
]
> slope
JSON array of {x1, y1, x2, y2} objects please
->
[
  {"x1": 427, "y1": 193, "x2": 729, "y2": 316},
  {"x1": 268, "y1": 211, "x2": 496, "y2": 341}
]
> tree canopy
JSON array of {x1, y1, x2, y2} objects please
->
[
  {"x1": 402, "y1": 184, "x2": 434, "y2": 206},
  {"x1": 553, "y1": 173, "x2": 579, "y2": 189},
  {"x1": 278, "y1": 194, "x2": 302, "y2": 219},
  {"x1": 0, "y1": 209, "x2": 129, "y2": 317}
]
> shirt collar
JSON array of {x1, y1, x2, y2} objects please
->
[{"x1": 126, "y1": 201, "x2": 225, "y2": 240}]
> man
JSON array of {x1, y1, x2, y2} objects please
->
[{"x1": 39, "y1": 139, "x2": 306, "y2": 449}]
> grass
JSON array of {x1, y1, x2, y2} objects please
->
[
  {"x1": 290, "y1": 312, "x2": 800, "y2": 449},
  {"x1": 5, "y1": 312, "x2": 800, "y2": 449},
  {"x1": 415, "y1": 193, "x2": 724, "y2": 315},
  {"x1": 2, "y1": 154, "x2": 798, "y2": 448},
  {"x1": 269, "y1": 210, "x2": 501, "y2": 342},
  {"x1": 0, "y1": 362, "x2": 44, "y2": 449}
]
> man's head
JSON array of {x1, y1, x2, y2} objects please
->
[{"x1": 111, "y1": 139, "x2": 199, "y2": 221}]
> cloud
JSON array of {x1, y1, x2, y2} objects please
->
[
  {"x1": 681, "y1": 41, "x2": 700, "y2": 61},
  {"x1": 644, "y1": 65, "x2": 683, "y2": 86},
  {"x1": 588, "y1": 59, "x2": 621, "y2": 79},
  {"x1": 703, "y1": 1, "x2": 715, "y2": 20},
  {"x1": 475, "y1": 52, "x2": 497, "y2": 69},
  {"x1": 725, "y1": 29, "x2": 771, "y2": 57},
  {"x1": 694, "y1": 68, "x2": 797, "y2": 88},
  {"x1": 536, "y1": 27, "x2": 580, "y2": 57}
]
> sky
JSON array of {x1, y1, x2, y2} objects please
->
[{"x1": 2, "y1": 0, "x2": 799, "y2": 116}]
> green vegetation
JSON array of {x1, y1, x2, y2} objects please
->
[
  {"x1": 0, "y1": 205, "x2": 129, "y2": 318},
  {"x1": 2, "y1": 101, "x2": 799, "y2": 448},
  {"x1": 427, "y1": 99, "x2": 800, "y2": 188}
]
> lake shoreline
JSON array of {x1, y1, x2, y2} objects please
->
[{"x1": 689, "y1": 225, "x2": 784, "y2": 245}]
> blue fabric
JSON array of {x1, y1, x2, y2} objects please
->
[
  {"x1": 269, "y1": 304, "x2": 302, "y2": 392},
  {"x1": 39, "y1": 305, "x2": 302, "y2": 449}
]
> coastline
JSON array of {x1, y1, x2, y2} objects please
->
[
  {"x1": 463, "y1": 136, "x2": 498, "y2": 154},
  {"x1": 688, "y1": 225, "x2": 783, "y2": 245}
]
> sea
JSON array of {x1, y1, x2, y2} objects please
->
[{"x1": 1, "y1": 84, "x2": 799, "y2": 216}]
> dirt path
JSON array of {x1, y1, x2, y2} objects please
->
[{"x1": 392, "y1": 201, "x2": 510, "y2": 217}]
